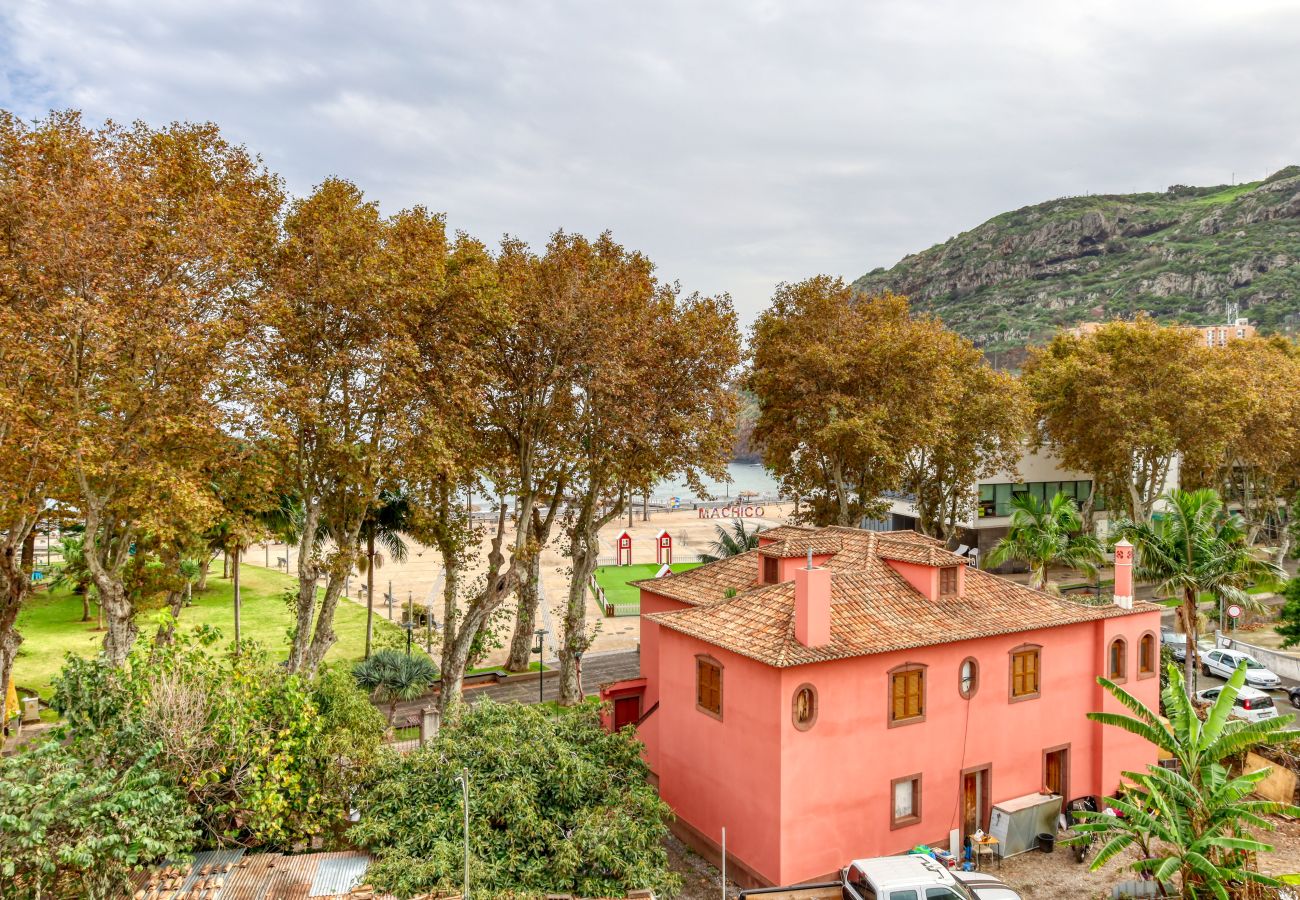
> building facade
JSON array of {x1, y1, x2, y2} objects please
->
[{"x1": 607, "y1": 526, "x2": 1160, "y2": 887}]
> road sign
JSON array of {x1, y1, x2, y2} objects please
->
[{"x1": 1227, "y1": 604, "x2": 1243, "y2": 619}]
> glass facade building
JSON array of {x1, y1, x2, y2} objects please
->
[{"x1": 978, "y1": 479, "x2": 1095, "y2": 518}]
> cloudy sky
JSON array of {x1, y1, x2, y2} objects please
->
[{"x1": 3, "y1": 1, "x2": 1299, "y2": 323}]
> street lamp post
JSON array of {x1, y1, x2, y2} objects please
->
[
  {"x1": 533, "y1": 628, "x2": 547, "y2": 705},
  {"x1": 455, "y1": 767, "x2": 471, "y2": 900}
]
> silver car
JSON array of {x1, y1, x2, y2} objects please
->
[{"x1": 1202, "y1": 648, "x2": 1282, "y2": 690}]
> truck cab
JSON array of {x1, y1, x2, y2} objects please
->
[{"x1": 844, "y1": 856, "x2": 1020, "y2": 900}]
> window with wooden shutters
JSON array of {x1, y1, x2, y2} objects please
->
[
  {"x1": 763, "y1": 556, "x2": 778, "y2": 584},
  {"x1": 1138, "y1": 632, "x2": 1156, "y2": 678},
  {"x1": 696, "y1": 656, "x2": 722, "y2": 719},
  {"x1": 939, "y1": 567, "x2": 958, "y2": 597},
  {"x1": 889, "y1": 664, "x2": 926, "y2": 725},
  {"x1": 1108, "y1": 638, "x2": 1127, "y2": 681},
  {"x1": 1010, "y1": 645, "x2": 1041, "y2": 701},
  {"x1": 890, "y1": 773, "x2": 922, "y2": 828}
]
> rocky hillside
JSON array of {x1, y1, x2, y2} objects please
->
[{"x1": 853, "y1": 167, "x2": 1300, "y2": 353}]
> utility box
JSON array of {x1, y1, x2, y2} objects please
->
[
  {"x1": 20, "y1": 695, "x2": 40, "y2": 724},
  {"x1": 989, "y1": 792, "x2": 1062, "y2": 857}
]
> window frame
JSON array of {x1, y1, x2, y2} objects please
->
[
  {"x1": 939, "y1": 566, "x2": 959, "y2": 597},
  {"x1": 1137, "y1": 631, "x2": 1157, "y2": 680},
  {"x1": 695, "y1": 654, "x2": 723, "y2": 720},
  {"x1": 791, "y1": 682, "x2": 818, "y2": 731},
  {"x1": 1008, "y1": 644, "x2": 1042, "y2": 703},
  {"x1": 958, "y1": 656, "x2": 979, "y2": 699},
  {"x1": 1108, "y1": 637, "x2": 1128, "y2": 683},
  {"x1": 888, "y1": 662, "x2": 927, "y2": 727},
  {"x1": 890, "y1": 772, "x2": 923, "y2": 830}
]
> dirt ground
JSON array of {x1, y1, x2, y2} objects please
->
[{"x1": 665, "y1": 817, "x2": 1300, "y2": 900}]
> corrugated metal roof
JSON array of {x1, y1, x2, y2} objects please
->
[{"x1": 310, "y1": 855, "x2": 370, "y2": 896}]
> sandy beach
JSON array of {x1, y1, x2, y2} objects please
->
[{"x1": 241, "y1": 502, "x2": 795, "y2": 666}]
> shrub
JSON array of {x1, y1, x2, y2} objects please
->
[
  {"x1": 350, "y1": 699, "x2": 680, "y2": 898},
  {"x1": 0, "y1": 743, "x2": 195, "y2": 900},
  {"x1": 352, "y1": 649, "x2": 438, "y2": 726},
  {"x1": 51, "y1": 628, "x2": 385, "y2": 849}
]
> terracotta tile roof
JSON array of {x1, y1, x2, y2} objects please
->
[
  {"x1": 643, "y1": 526, "x2": 1158, "y2": 667},
  {"x1": 875, "y1": 536, "x2": 968, "y2": 567},
  {"x1": 758, "y1": 533, "x2": 844, "y2": 558},
  {"x1": 633, "y1": 527, "x2": 946, "y2": 607},
  {"x1": 756, "y1": 525, "x2": 818, "y2": 543},
  {"x1": 630, "y1": 549, "x2": 761, "y2": 605}
]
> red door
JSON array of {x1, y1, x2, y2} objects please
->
[{"x1": 613, "y1": 696, "x2": 641, "y2": 731}]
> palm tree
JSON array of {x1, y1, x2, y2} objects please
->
[
  {"x1": 1074, "y1": 662, "x2": 1299, "y2": 897},
  {"x1": 352, "y1": 649, "x2": 438, "y2": 727},
  {"x1": 49, "y1": 535, "x2": 95, "y2": 622},
  {"x1": 697, "y1": 520, "x2": 765, "y2": 563},
  {"x1": 1113, "y1": 488, "x2": 1284, "y2": 695},
  {"x1": 359, "y1": 490, "x2": 413, "y2": 659},
  {"x1": 984, "y1": 492, "x2": 1105, "y2": 591}
]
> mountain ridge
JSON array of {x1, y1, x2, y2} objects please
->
[{"x1": 852, "y1": 166, "x2": 1300, "y2": 354}]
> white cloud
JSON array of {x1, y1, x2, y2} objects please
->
[{"x1": 4, "y1": 0, "x2": 1299, "y2": 324}]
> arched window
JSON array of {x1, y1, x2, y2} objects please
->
[
  {"x1": 958, "y1": 657, "x2": 979, "y2": 699},
  {"x1": 1108, "y1": 637, "x2": 1128, "y2": 682},
  {"x1": 1138, "y1": 632, "x2": 1157, "y2": 679},
  {"x1": 792, "y1": 683, "x2": 818, "y2": 731}
]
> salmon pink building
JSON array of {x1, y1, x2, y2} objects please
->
[{"x1": 605, "y1": 526, "x2": 1160, "y2": 887}]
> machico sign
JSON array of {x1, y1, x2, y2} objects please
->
[{"x1": 698, "y1": 504, "x2": 765, "y2": 519}]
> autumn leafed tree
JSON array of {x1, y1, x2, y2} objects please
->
[
  {"x1": 259, "y1": 188, "x2": 490, "y2": 676},
  {"x1": 8, "y1": 115, "x2": 282, "y2": 666},
  {"x1": 748, "y1": 279, "x2": 966, "y2": 527},
  {"x1": 0, "y1": 111, "x2": 87, "y2": 702},
  {"x1": 554, "y1": 233, "x2": 740, "y2": 704},
  {"x1": 900, "y1": 335, "x2": 1028, "y2": 545},
  {"x1": 1023, "y1": 318, "x2": 1243, "y2": 523}
]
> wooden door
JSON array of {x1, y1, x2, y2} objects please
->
[
  {"x1": 1044, "y1": 747, "x2": 1069, "y2": 797},
  {"x1": 961, "y1": 766, "x2": 989, "y2": 839}
]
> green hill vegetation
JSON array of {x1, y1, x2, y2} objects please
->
[{"x1": 853, "y1": 166, "x2": 1300, "y2": 353}]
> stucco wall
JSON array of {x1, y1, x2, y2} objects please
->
[
  {"x1": 760, "y1": 612, "x2": 1161, "y2": 884},
  {"x1": 656, "y1": 627, "x2": 784, "y2": 883}
]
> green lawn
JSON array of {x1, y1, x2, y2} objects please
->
[
  {"x1": 592, "y1": 562, "x2": 702, "y2": 606},
  {"x1": 12, "y1": 563, "x2": 401, "y2": 699}
]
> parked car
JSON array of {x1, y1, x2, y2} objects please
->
[
  {"x1": 1170, "y1": 637, "x2": 1216, "y2": 663},
  {"x1": 738, "y1": 854, "x2": 1023, "y2": 900},
  {"x1": 1194, "y1": 685, "x2": 1279, "y2": 723},
  {"x1": 1288, "y1": 685, "x2": 1300, "y2": 710},
  {"x1": 1201, "y1": 648, "x2": 1282, "y2": 689}
]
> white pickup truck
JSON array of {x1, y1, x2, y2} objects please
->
[{"x1": 739, "y1": 854, "x2": 1022, "y2": 900}]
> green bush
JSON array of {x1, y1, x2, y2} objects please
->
[
  {"x1": 0, "y1": 743, "x2": 195, "y2": 900},
  {"x1": 51, "y1": 628, "x2": 385, "y2": 849},
  {"x1": 350, "y1": 699, "x2": 680, "y2": 899}
]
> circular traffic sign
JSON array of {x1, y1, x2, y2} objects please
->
[{"x1": 1227, "y1": 604, "x2": 1243, "y2": 619}]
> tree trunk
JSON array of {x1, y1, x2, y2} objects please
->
[
  {"x1": 153, "y1": 589, "x2": 185, "y2": 648},
  {"x1": 365, "y1": 533, "x2": 375, "y2": 660},
  {"x1": 195, "y1": 548, "x2": 217, "y2": 592},
  {"x1": 286, "y1": 503, "x2": 322, "y2": 674},
  {"x1": 1183, "y1": 587, "x2": 1199, "y2": 697},
  {"x1": 81, "y1": 590, "x2": 92, "y2": 623},
  {"x1": 0, "y1": 550, "x2": 29, "y2": 726},
  {"x1": 437, "y1": 559, "x2": 467, "y2": 714},
  {"x1": 222, "y1": 551, "x2": 229, "y2": 579},
  {"x1": 232, "y1": 543, "x2": 242, "y2": 651},
  {"x1": 99, "y1": 579, "x2": 136, "y2": 666},
  {"x1": 559, "y1": 490, "x2": 618, "y2": 705},
  {"x1": 505, "y1": 553, "x2": 542, "y2": 671}
]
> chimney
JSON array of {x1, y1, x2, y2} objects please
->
[
  {"x1": 1113, "y1": 539, "x2": 1134, "y2": 609},
  {"x1": 795, "y1": 549, "x2": 832, "y2": 647}
]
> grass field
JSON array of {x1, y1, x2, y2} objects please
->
[
  {"x1": 12, "y1": 563, "x2": 402, "y2": 699},
  {"x1": 592, "y1": 562, "x2": 703, "y2": 606}
]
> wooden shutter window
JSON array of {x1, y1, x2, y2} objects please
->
[
  {"x1": 1010, "y1": 646, "x2": 1041, "y2": 701},
  {"x1": 1138, "y1": 633, "x2": 1156, "y2": 678},
  {"x1": 763, "y1": 556, "x2": 778, "y2": 584},
  {"x1": 696, "y1": 657, "x2": 722, "y2": 719},
  {"x1": 939, "y1": 567, "x2": 958, "y2": 597},
  {"x1": 888, "y1": 665, "x2": 926, "y2": 726},
  {"x1": 1108, "y1": 638, "x2": 1127, "y2": 682}
]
